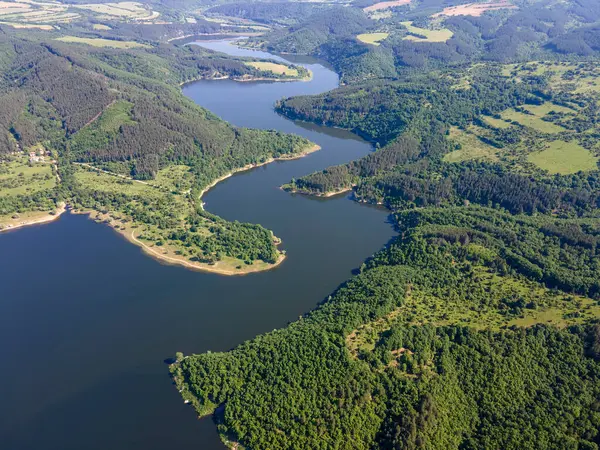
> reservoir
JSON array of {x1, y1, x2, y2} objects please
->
[{"x1": 0, "y1": 39, "x2": 395, "y2": 449}]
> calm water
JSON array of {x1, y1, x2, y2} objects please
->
[{"x1": 0, "y1": 39, "x2": 394, "y2": 449}]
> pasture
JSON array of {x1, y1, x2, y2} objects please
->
[
  {"x1": 527, "y1": 141, "x2": 598, "y2": 175},
  {"x1": 357, "y1": 32, "x2": 389, "y2": 45},
  {"x1": 401, "y1": 21, "x2": 453, "y2": 42},
  {"x1": 245, "y1": 61, "x2": 299, "y2": 77},
  {"x1": 56, "y1": 36, "x2": 150, "y2": 48},
  {"x1": 444, "y1": 126, "x2": 498, "y2": 163}
]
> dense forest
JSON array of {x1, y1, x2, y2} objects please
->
[
  {"x1": 280, "y1": 60, "x2": 600, "y2": 215},
  {"x1": 243, "y1": 0, "x2": 600, "y2": 82},
  {"x1": 174, "y1": 204, "x2": 600, "y2": 449},
  {"x1": 171, "y1": 0, "x2": 600, "y2": 448}
]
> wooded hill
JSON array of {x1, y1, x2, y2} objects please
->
[
  {"x1": 172, "y1": 0, "x2": 600, "y2": 447},
  {"x1": 0, "y1": 28, "x2": 312, "y2": 267},
  {"x1": 173, "y1": 204, "x2": 600, "y2": 449},
  {"x1": 245, "y1": 0, "x2": 600, "y2": 83}
]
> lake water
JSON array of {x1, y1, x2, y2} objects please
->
[{"x1": 0, "y1": 39, "x2": 395, "y2": 449}]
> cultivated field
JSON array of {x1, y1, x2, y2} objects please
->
[
  {"x1": 73, "y1": 1, "x2": 156, "y2": 19},
  {"x1": 56, "y1": 36, "x2": 150, "y2": 48},
  {"x1": 0, "y1": 1, "x2": 30, "y2": 15},
  {"x1": 401, "y1": 21, "x2": 453, "y2": 42},
  {"x1": 433, "y1": 0, "x2": 517, "y2": 17},
  {"x1": 357, "y1": 32, "x2": 389, "y2": 45},
  {"x1": 0, "y1": 21, "x2": 53, "y2": 28},
  {"x1": 364, "y1": 0, "x2": 410, "y2": 12},
  {"x1": 0, "y1": 0, "x2": 81, "y2": 24},
  {"x1": 0, "y1": 0, "x2": 164, "y2": 26}
]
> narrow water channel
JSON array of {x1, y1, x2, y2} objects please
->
[{"x1": 0, "y1": 39, "x2": 395, "y2": 449}]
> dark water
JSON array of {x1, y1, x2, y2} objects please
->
[{"x1": 0, "y1": 40, "x2": 394, "y2": 449}]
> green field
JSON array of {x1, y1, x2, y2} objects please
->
[
  {"x1": 523, "y1": 102, "x2": 575, "y2": 116},
  {"x1": 56, "y1": 36, "x2": 150, "y2": 49},
  {"x1": 148, "y1": 165, "x2": 194, "y2": 194},
  {"x1": 401, "y1": 21, "x2": 453, "y2": 42},
  {"x1": 527, "y1": 140, "x2": 598, "y2": 174},
  {"x1": 501, "y1": 108, "x2": 567, "y2": 133},
  {"x1": 245, "y1": 61, "x2": 299, "y2": 77},
  {"x1": 357, "y1": 32, "x2": 389, "y2": 46},
  {"x1": 503, "y1": 61, "x2": 600, "y2": 95},
  {"x1": 74, "y1": 167, "x2": 158, "y2": 197},
  {"x1": 90, "y1": 100, "x2": 135, "y2": 133},
  {"x1": 70, "y1": 101, "x2": 135, "y2": 153},
  {"x1": 347, "y1": 265, "x2": 600, "y2": 358},
  {"x1": 0, "y1": 157, "x2": 55, "y2": 197},
  {"x1": 444, "y1": 126, "x2": 498, "y2": 163},
  {"x1": 482, "y1": 115, "x2": 513, "y2": 129}
]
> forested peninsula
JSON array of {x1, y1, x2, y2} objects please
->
[
  {"x1": 171, "y1": 0, "x2": 600, "y2": 448},
  {"x1": 0, "y1": 25, "x2": 316, "y2": 273}
]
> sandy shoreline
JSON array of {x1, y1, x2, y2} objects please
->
[
  {"x1": 0, "y1": 203, "x2": 66, "y2": 233},
  {"x1": 282, "y1": 186, "x2": 354, "y2": 198},
  {"x1": 130, "y1": 230, "x2": 287, "y2": 275},
  {"x1": 70, "y1": 208, "x2": 287, "y2": 276},
  {"x1": 71, "y1": 143, "x2": 320, "y2": 275},
  {"x1": 180, "y1": 69, "x2": 312, "y2": 86},
  {"x1": 127, "y1": 143, "x2": 321, "y2": 274},
  {"x1": 0, "y1": 143, "x2": 319, "y2": 276}
]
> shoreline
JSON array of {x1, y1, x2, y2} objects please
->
[
  {"x1": 0, "y1": 203, "x2": 66, "y2": 234},
  {"x1": 199, "y1": 143, "x2": 321, "y2": 207},
  {"x1": 129, "y1": 230, "x2": 287, "y2": 276},
  {"x1": 168, "y1": 32, "x2": 264, "y2": 43},
  {"x1": 71, "y1": 209, "x2": 287, "y2": 276},
  {"x1": 69, "y1": 143, "x2": 320, "y2": 276},
  {"x1": 282, "y1": 186, "x2": 354, "y2": 198},
  {"x1": 180, "y1": 70, "x2": 312, "y2": 86}
]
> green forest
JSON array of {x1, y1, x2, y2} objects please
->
[
  {"x1": 1, "y1": 0, "x2": 600, "y2": 447},
  {"x1": 0, "y1": 24, "x2": 314, "y2": 270},
  {"x1": 168, "y1": 0, "x2": 600, "y2": 448}
]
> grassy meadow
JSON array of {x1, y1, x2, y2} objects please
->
[
  {"x1": 357, "y1": 32, "x2": 389, "y2": 45},
  {"x1": 56, "y1": 36, "x2": 150, "y2": 49},
  {"x1": 528, "y1": 141, "x2": 598, "y2": 174},
  {"x1": 401, "y1": 21, "x2": 453, "y2": 42},
  {"x1": 245, "y1": 61, "x2": 299, "y2": 77}
]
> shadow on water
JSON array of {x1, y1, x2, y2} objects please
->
[{"x1": 0, "y1": 38, "x2": 396, "y2": 450}]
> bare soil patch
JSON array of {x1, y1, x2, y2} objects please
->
[{"x1": 433, "y1": 0, "x2": 517, "y2": 17}]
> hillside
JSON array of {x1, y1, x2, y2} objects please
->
[
  {"x1": 172, "y1": 0, "x2": 600, "y2": 448},
  {"x1": 242, "y1": 0, "x2": 600, "y2": 83},
  {"x1": 0, "y1": 28, "x2": 314, "y2": 271}
]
